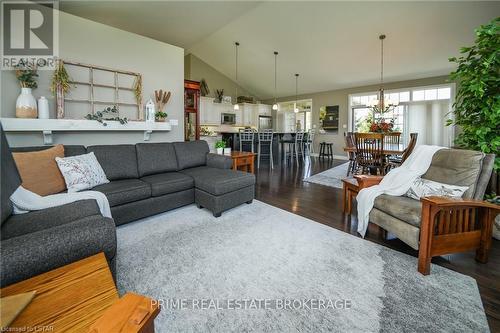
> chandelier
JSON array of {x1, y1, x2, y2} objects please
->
[{"x1": 368, "y1": 34, "x2": 398, "y2": 114}]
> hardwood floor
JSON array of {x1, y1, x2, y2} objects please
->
[{"x1": 254, "y1": 156, "x2": 500, "y2": 332}]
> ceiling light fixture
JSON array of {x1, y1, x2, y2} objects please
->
[
  {"x1": 272, "y1": 51, "x2": 279, "y2": 111},
  {"x1": 369, "y1": 34, "x2": 398, "y2": 111},
  {"x1": 294, "y1": 73, "x2": 299, "y2": 113},
  {"x1": 233, "y1": 42, "x2": 240, "y2": 111}
]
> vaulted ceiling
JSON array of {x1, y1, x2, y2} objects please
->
[{"x1": 61, "y1": 1, "x2": 499, "y2": 99}]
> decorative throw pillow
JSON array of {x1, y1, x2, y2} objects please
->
[
  {"x1": 56, "y1": 152, "x2": 109, "y2": 192},
  {"x1": 13, "y1": 145, "x2": 66, "y2": 196},
  {"x1": 406, "y1": 177, "x2": 469, "y2": 200}
]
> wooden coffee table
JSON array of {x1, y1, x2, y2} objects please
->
[
  {"x1": 230, "y1": 151, "x2": 256, "y2": 173},
  {"x1": 0, "y1": 253, "x2": 160, "y2": 332}
]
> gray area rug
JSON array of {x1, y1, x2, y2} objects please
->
[
  {"x1": 304, "y1": 162, "x2": 350, "y2": 189},
  {"x1": 116, "y1": 201, "x2": 488, "y2": 332}
]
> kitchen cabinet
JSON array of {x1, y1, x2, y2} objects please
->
[
  {"x1": 258, "y1": 104, "x2": 272, "y2": 116},
  {"x1": 241, "y1": 104, "x2": 258, "y2": 127},
  {"x1": 200, "y1": 96, "x2": 223, "y2": 125}
]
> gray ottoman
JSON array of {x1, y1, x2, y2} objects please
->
[{"x1": 180, "y1": 166, "x2": 255, "y2": 217}]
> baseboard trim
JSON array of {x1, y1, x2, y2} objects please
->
[{"x1": 310, "y1": 153, "x2": 348, "y2": 160}]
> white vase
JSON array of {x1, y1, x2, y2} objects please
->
[
  {"x1": 16, "y1": 88, "x2": 37, "y2": 118},
  {"x1": 224, "y1": 147, "x2": 232, "y2": 155},
  {"x1": 37, "y1": 96, "x2": 49, "y2": 119},
  {"x1": 216, "y1": 148, "x2": 223, "y2": 155}
]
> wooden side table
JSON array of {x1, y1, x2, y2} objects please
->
[
  {"x1": 1, "y1": 253, "x2": 160, "y2": 333},
  {"x1": 342, "y1": 175, "x2": 384, "y2": 214},
  {"x1": 342, "y1": 178, "x2": 359, "y2": 214},
  {"x1": 230, "y1": 151, "x2": 256, "y2": 173}
]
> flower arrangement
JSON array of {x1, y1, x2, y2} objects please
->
[{"x1": 369, "y1": 119, "x2": 395, "y2": 133}]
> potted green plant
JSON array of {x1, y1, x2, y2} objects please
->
[
  {"x1": 215, "y1": 140, "x2": 225, "y2": 154},
  {"x1": 447, "y1": 17, "x2": 499, "y2": 172},
  {"x1": 155, "y1": 111, "x2": 168, "y2": 122},
  {"x1": 15, "y1": 64, "x2": 38, "y2": 118}
]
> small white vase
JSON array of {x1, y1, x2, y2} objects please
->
[
  {"x1": 38, "y1": 96, "x2": 50, "y2": 119},
  {"x1": 224, "y1": 148, "x2": 232, "y2": 155},
  {"x1": 216, "y1": 148, "x2": 223, "y2": 155},
  {"x1": 16, "y1": 88, "x2": 37, "y2": 118}
]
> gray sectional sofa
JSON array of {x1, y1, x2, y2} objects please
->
[{"x1": 1, "y1": 130, "x2": 255, "y2": 287}]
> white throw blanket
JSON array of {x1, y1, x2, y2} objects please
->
[
  {"x1": 356, "y1": 145, "x2": 445, "y2": 237},
  {"x1": 10, "y1": 186, "x2": 112, "y2": 218}
]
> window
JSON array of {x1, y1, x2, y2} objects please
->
[
  {"x1": 412, "y1": 87, "x2": 451, "y2": 102},
  {"x1": 349, "y1": 84, "x2": 455, "y2": 146},
  {"x1": 413, "y1": 90, "x2": 425, "y2": 101}
]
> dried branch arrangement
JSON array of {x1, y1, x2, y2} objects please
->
[
  {"x1": 133, "y1": 75, "x2": 143, "y2": 120},
  {"x1": 154, "y1": 90, "x2": 171, "y2": 114}
]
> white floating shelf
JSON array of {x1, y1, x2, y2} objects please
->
[{"x1": 0, "y1": 118, "x2": 173, "y2": 144}]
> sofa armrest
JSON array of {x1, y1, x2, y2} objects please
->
[
  {"x1": 206, "y1": 153, "x2": 233, "y2": 169},
  {"x1": 1, "y1": 199, "x2": 101, "y2": 240},
  {"x1": 0, "y1": 215, "x2": 116, "y2": 287},
  {"x1": 421, "y1": 196, "x2": 500, "y2": 210},
  {"x1": 354, "y1": 175, "x2": 384, "y2": 190}
]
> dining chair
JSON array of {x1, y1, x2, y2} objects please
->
[
  {"x1": 388, "y1": 132, "x2": 418, "y2": 169},
  {"x1": 383, "y1": 132, "x2": 401, "y2": 146},
  {"x1": 257, "y1": 129, "x2": 274, "y2": 169},
  {"x1": 345, "y1": 132, "x2": 357, "y2": 176},
  {"x1": 239, "y1": 129, "x2": 255, "y2": 153},
  {"x1": 354, "y1": 132, "x2": 385, "y2": 175}
]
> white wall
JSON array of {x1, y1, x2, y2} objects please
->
[{"x1": 1, "y1": 10, "x2": 184, "y2": 146}]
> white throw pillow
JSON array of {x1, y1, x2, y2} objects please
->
[
  {"x1": 405, "y1": 177, "x2": 469, "y2": 200},
  {"x1": 56, "y1": 152, "x2": 109, "y2": 192}
]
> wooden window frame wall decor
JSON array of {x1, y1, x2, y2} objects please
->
[{"x1": 56, "y1": 60, "x2": 143, "y2": 120}]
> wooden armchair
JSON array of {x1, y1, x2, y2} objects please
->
[{"x1": 355, "y1": 149, "x2": 498, "y2": 275}]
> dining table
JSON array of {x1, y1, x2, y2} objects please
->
[{"x1": 343, "y1": 143, "x2": 407, "y2": 155}]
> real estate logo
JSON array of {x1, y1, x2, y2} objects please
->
[{"x1": 1, "y1": 0, "x2": 58, "y2": 69}]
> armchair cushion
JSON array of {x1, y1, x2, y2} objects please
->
[
  {"x1": 373, "y1": 194, "x2": 422, "y2": 227},
  {"x1": 422, "y1": 149, "x2": 484, "y2": 199}
]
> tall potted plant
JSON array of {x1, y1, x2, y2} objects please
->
[
  {"x1": 448, "y1": 18, "x2": 500, "y2": 239},
  {"x1": 447, "y1": 17, "x2": 499, "y2": 171}
]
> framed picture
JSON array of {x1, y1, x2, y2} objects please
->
[
  {"x1": 222, "y1": 96, "x2": 232, "y2": 104},
  {"x1": 319, "y1": 105, "x2": 339, "y2": 132}
]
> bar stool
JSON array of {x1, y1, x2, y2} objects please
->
[
  {"x1": 257, "y1": 129, "x2": 274, "y2": 169},
  {"x1": 319, "y1": 142, "x2": 333, "y2": 159},
  {"x1": 286, "y1": 132, "x2": 305, "y2": 165},
  {"x1": 239, "y1": 129, "x2": 255, "y2": 153}
]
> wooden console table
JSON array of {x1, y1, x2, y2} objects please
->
[
  {"x1": 230, "y1": 151, "x2": 256, "y2": 173},
  {"x1": 0, "y1": 253, "x2": 160, "y2": 332}
]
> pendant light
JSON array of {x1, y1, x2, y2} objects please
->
[
  {"x1": 294, "y1": 73, "x2": 299, "y2": 113},
  {"x1": 369, "y1": 34, "x2": 398, "y2": 111},
  {"x1": 233, "y1": 42, "x2": 240, "y2": 111},
  {"x1": 272, "y1": 51, "x2": 279, "y2": 111}
]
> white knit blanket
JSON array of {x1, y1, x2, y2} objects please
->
[
  {"x1": 356, "y1": 145, "x2": 445, "y2": 237},
  {"x1": 10, "y1": 186, "x2": 112, "y2": 218}
]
